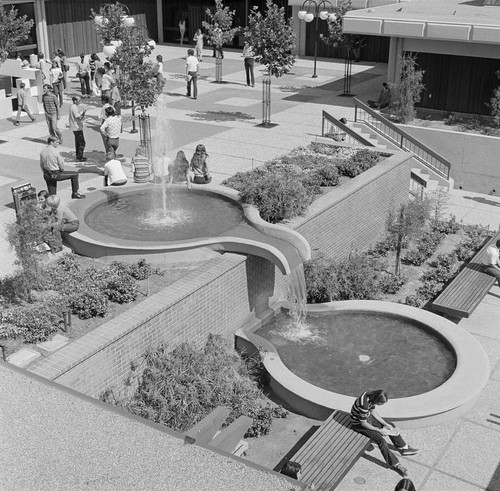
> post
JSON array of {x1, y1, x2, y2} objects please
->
[
  {"x1": 139, "y1": 111, "x2": 152, "y2": 162},
  {"x1": 215, "y1": 55, "x2": 222, "y2": 83},
  {"x1": 312, "y1": 8, "x2": 319, "y2": 78},
  {"x1": 130, "y1": 102, "x2": 138, "y2": 134},
  {"x1": 343, "y1": 53, "x2": 353, "y2": 96},
  {"x1": 262, "y1": 74, "x2": 271, "y2": 126}
]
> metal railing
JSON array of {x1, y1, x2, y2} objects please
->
[
  {"x1": 321, "y1": 110, "x2": 375, "y2": 147},
  {"x1": 353, "y1": 98, "x2": 451, "y2": 180}
]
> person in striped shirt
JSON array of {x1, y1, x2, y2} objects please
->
[{"x1": 350, "y1": 390, "x2": 419, "y2": 477}]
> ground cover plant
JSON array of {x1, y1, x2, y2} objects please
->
[
  {"x1": 101, "y1": 334, "x2": 288, "y2": 438},
  {"x1": 0, "y1": 253, "x2": 173, "y2": 353},
  {"x1": 304, "y1": 198, "x2": 490, "y2": 308},
  {"x1": 223, "y1": 143, "x2": 385, "y2": 223}
]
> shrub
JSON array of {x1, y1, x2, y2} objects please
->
[
  {"x1": 430, "y1": 215, "x2": 460, "y2": 235},
  {"x1": 105, "y1": 272, "x2": 138, "y2": 304},
  {"x1": 454, "y1": 224, "x2": 489, "y2": 261},
  {"x1": 0, "y1": 298, "x2": 67, "y2": 343},
  {"x1": 238, "y1": 172, "x2": 315, "y2": 223},
  {"x1": 127, "y1": 259, "x2": 165, "y2": 280},
  {"x1": 404, "y1": 295, "x2": 422, "y2": 308},
  {"x1": 311, "y1": 164, "x2": 340, "y2": 187},
  {"x1": 378, "y1": 274, "x2": 406, "y2": 294},
  {"x1": 112, "y1": 335, "x2": 287, "y2": 438},
  {"x1": 304, "y1": 255, "x2": 337, "y2": 303},
  {"x1": 415, "y1": 279, "x2": 443, "y2": 301},
  {"x1": 402, "y1": 231, "x2": 443, "y2": 265},
  {"x1": 421, "y1": 253, "x2": 458, "y2": 283},
  {"x1": 69, "y1": 288, "x2": 108, "y2": 319},
  {"x1": 335, "y1": 254, "x2": 379, "y2": 300}
]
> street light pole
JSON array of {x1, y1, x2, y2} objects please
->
[{"x1": 298, "y1": 0, "x2": 335, "y2": 79}]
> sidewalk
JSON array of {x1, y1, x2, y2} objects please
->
[{"x1": 0, "y1": 45, "x2": 498, "y2": 490}]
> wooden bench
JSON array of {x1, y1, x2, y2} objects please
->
[
  {"x1": 432, "y1": 231, "x2": 500, "y2": 319},
  {"x1": 184, "y1": 406, "x2": 252, "y2": 456},
  {"x1": 284, "y1": 410, "x2": 370, "y2": 490}
]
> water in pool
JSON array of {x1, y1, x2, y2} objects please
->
[
  {"x1": 84, "y1": 189, "x2": 245, "y2": 241},
  {"x1": 256, "y1": 311, "x2": 456, "y2": 398}
]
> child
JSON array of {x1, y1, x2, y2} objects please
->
[{"x1": 131, "y1": 146, "x2": 151, "y2": 183}]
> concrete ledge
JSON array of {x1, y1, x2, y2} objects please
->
[{"x1": 237, "y1": 301, "x2": 490, "y2": 428}]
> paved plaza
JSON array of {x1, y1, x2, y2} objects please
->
[{"x1": 1, "y1": 45, "x2": 499, "y2": 490}]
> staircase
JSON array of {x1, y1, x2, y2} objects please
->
[{"x1": 347, "y1": 120, "x2": 452, "y2": 196}]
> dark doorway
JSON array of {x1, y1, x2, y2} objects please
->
[{"x1": 414, "y1": 51, "x2": 500, "y2": 115}]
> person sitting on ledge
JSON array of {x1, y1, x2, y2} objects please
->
[
  {"x1": 368, "y1": 83, "x2": 392, "y2": 110},
  {"x1": 482, "y1": 239, "x2": 500, "y2": 287},
  {"x1": 190, "y1": 144, "x2": 212, "y2": 184},
  {"x1": 168, "y1": 150, "x2": 191, "y2": 189},
  {"x1": 103, "y1": 154, "x2": 127, "y2": 186},
  {"x1": 350, "y1": 390, "x2": 419, "y2": 478},
  {"x1": 44, "y1": 195, "x2": 80, "y2": 253},
  {"x1": 131, "y1": 146, "x2": 151, "y2": 183}
]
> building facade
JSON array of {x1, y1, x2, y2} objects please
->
[{"x1": 343, "y1": 0, "x2": 500, "y2": 115}]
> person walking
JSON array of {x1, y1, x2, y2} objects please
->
[
  {"x1": 194, "y1": 29, "x2": 204, "y2": 62},
  {"x1": 186, "y1": 49, "x2": 199, "y2": 100},
  {"x1": 49, "y1": 60, "x2": 64, "y2": 107},
  {"x1": 40, "y1": 136, "x2": 85, "y2": 199},
  {"x1": 42, "y1": 84, "x2": 63, "y2": 143},
  {"x1": 350, "y1": 390, "x2": 419, "y2": 477},
  {"x1": 69, "y1": 96, "x2": 87, "y2": 162},
  {"x1": 100, "y1": 63, "x2": 115, "y2": 102},
  {"x1": 36, "y1": 52, "x2": 51, "y2": 82},
  {"x1": 179, "y1": 19, "x2": 186, "y2": 45},
  {"x1": 212, "y1": 26, "x2": 223, "y2": 58},
  {"x1": 57, "y1": 49, "x2": 69, "y2": 89},
  {"x1": 109, "y1": 81, "x2": 122, "y2": 116},
  {"x1": 76, "y1": 53, "x2": 91, "y2": 98},
  {"x1": 100, "y1": 106, "x2": 121, "y2": 159},
  {"x1": 242, "y1": 42, "x2": 255, "y2": 87},
  {"x1": 14, "y1": 82, "x2": 36, "y2": 125},
  {"x1": 156, "y1": 55, "x2": 164, "y2": 84}
]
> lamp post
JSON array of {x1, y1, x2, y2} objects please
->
[{"x1": 298, "y1": 0, "x2": 335, "y2": 78}]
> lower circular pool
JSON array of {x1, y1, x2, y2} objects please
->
[
  {"x1": 256, "y1": 310, "x2": 456, "y2": 398},
  {"x1": 237, "y1": 301, "x2": 490, "y2": 427}
]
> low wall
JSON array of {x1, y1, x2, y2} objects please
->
[
  {"x1": 29, "y1": 254, "x2": 288, "y2": 397},
  {"x1": 402, "y1": 124, "x2": 500, "y2": 195},
  {"x1": 289, "y1": 149, "x2": 413, "y2": 258},
  {"x1": 28, "y1": 147, "x2": 413, "y2": 397}
]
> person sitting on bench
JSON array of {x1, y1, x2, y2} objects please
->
[
  {"x1": 350, "y1": 390, "x2": 419, "y2": 477},
  {"x1": 44, "y1": 195, "x2": 80, "y2": 253},
  {"x1": 368, "y1": 83, "x2": 391, "y2": 109},
  {"x1": 482, "y1": 239, "x2": 500, "y2": 287}
]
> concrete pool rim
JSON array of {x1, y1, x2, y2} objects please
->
[
  {"x1": 65, "y1": 184, "x2": 311, "y2": 274},
  {"x1": 237, "y1": 300, "x2": 490, "y2": 427}
]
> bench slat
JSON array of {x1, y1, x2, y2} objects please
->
[
  {"x1": 290, "y1": 410, "x2": 370, "y2": 490},
  {"x1": 432, "y1": 231, "x2": 500, "y2": 318}
]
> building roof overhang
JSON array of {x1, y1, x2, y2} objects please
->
[{"x1": 343, "y1": 0, "x2": 500, "y2": 44}]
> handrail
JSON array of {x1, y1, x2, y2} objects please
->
[
  {"x1": 353, "y1": 98, "x2": 451, "y2": 180},
  {"x1": 322, "y1": 110, "x2": 375, "y2": 147}
]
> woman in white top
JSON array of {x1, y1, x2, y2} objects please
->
[
  {"x1": 49, "y1": 60, "x2": 64, "y2": 107},
  {"x1": 194, "y1": 29, "x2": 204, "y2": 62}
]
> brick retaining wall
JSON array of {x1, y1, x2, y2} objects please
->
[{"x1": 28, "y1": 148, "x2": 412, "y2": 397}]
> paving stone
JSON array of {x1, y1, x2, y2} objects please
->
[
  {"x1": 36, "y1": 334, "x2": 69, "y2": 355},
  {"x1": 7, "y1": 348, "x2": 41, "y2": 368}
]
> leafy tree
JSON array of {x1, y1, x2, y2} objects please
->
[
  {"x1": 320, "y1": 0, "x2": 365, "y2": 59},
  {"x1": 387, "y1": 199, "x2": 431, "y2": 276},
  {"x1": 91, "y1": 3, "x2": 163, "y2": 109},
  {"x1": 0, "y1": 1, "x2": 34, "y2": 65},
  {"x1": 202, "y1": 0, "x2": 239, "y2": 53},
  {"x1": 245, "y1": 0, "x2": 296, "y2": 78},
  {"x1": 393, "y1": 52, "x2": 425, "y2": 124},
  {"x1": 6, "y1": 200, "x2": 48, "y2": 298}
]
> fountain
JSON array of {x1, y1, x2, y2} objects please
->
[{"x1": 65, "y1": 95, "x2": 311, "y2": 276}]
